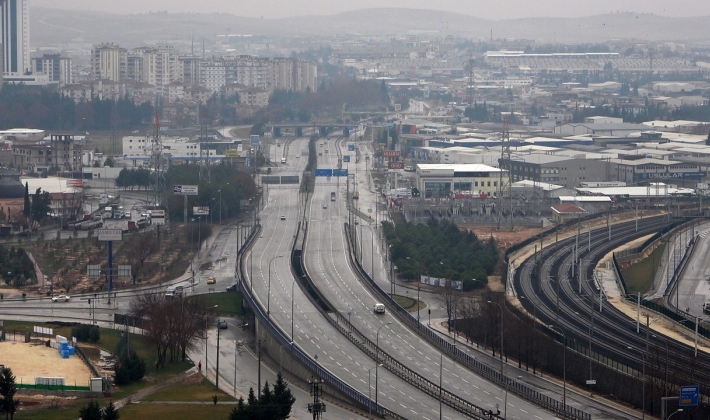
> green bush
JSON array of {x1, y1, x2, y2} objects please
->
[{"x1": 71, "y1": 324, "x2": 101, "y2": 343}]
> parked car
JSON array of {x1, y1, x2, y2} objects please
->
[
  {"x1": 207, "y1": 277, "x2": 216, "y2": 284},
  {"x1": 52, "y1": 295, "x2": 70, "y2": 302},
  {"x1": 218, "y1": 320, "x2": 228, "y2": 329}
]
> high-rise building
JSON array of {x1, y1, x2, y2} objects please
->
[
  {"x1": 1, "y1": 0, "x2": 31, "y2": 75},
  {"x1": 141, "y1": 45, "x2": 179, "y2": 96},
  {"x1": 33, "y1": 54, "x2": 72, "y2": 85},
  {"x1": 91, "y1": 43, "x2": 127, "y2": 82}
]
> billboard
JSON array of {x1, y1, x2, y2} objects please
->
[
  {"x1": 348, "y1": 144, "x2": 355, "y2": 151},
  {"x1": 173, "y1": 185, "x2": 198, "y2": 195},
  {"x1": 420, "y1": 275, "x2": 462, "y2": 291},
  {"x1": 388, "y1": 162, "x2": 405, "y2": 170},
  {"x1": 98, "y1": 229, "x2": 123, "y2": 241},
  {"x1": 225, "y1": 149, "x2": 239, "y2": 157},
  {"x1": 150, "y1": 210, "x2": 166, "y2": 225},
  {"x1": 192, "y1": 207, "x2": 210, "y2": 216},
  {"x1": 343, "y1": 155, "x2": 351, "y2": 163},
  {"x1": 383, "y1": 150, "x2": 401, "y2": 158},
  {"x1": 333, "y1": 169, "x2": 349, "y2": 177},
  {"x1": 250, "y1": 135, "x2": 261, "y2": 146}
]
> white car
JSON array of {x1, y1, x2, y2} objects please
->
[{"x1": 52, "y1": 295, "x2": 70, "y2": 302}]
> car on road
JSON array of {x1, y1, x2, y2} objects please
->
[
  {"x1": 322, "y1": 204, "x2": 328, "y2": 209},
  {"x1": 218, "y1": 320, "x2": 228, "y2": 329},
  {"x1": 207, "y1": 277, "x2": 216, "y2": 284},
  {"x1": 373, "y1": 303, "x2": 385, "y2": 314},
  {"x1": 226, "y1": 283, "x2": 238, "y2": 292},
  {"x1": 52, "y1": 295, "x2": 70, "y2": 302},
  {"x1": 280, "y1": 215, "x2": 286, "y2": 220}
]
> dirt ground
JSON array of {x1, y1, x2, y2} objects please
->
[
  {"x1": 0, "y1": 341, "x2": 93, "y2": 387},
  {"x1": 462, "y1": 225, "x2": 549, "y2": 252}
]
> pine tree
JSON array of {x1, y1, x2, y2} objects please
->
[
  {"x1": 228, "y1": 397, "x2": 249, "y2": 420},
  {"x1": 101, "y1": 401, "x2": 120, "y2": 420},
  {"x1": 0, "y1": 367, "x2": 19, "y2": 420},
  {"x1": 272, "y1": 373, "x2": 295, "y2": 420},
  {"x1": 260, "y1": 381, "x2": 276, "y2": 418},
  {"x1": 79, "y1": 400, "x2": 102, "y2": 420}
]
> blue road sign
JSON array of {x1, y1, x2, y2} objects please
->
[
  {"x1": 250, "y1": 135, "x2": 260, "y2": 146},
  {"x1": 348, "y1": 144, "x2": 355, "y2": 151},
  {"x1": 333, "y1": 169, "x2": 349, "y2": 177},
  {"x1": 315, "y1": 169, "x2": 333, "y2": 177},
  {"x1": 680, "y1": 385, "x2": 700, "y2": 406},
  {"x1": 343, "y1": 155, "x2": 351, "y2": 162}
]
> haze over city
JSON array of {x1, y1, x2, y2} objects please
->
[{"x1": 32, "y1": 0, "x2": 710, "y2": 19}]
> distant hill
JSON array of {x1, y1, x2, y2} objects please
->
[{"x1": 30, "y1": 7, "x2": 710, "y2": 47}]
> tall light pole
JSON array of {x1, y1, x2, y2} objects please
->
[
  {"x1": 627, "y1": 346, "x2": 646, "y2": 420},
  {"x1": 233, "y1": 339, "x2": 237, "y2": 397},
  {"x1": 368, "y1": 366, "x2": 378, "y2": 418},
  {"x1": 216, "y1": 319, "x2": 221, "y2": 389},
  {"x1": 488, "y1": 300, "x2": 504, "y2": 374},
  {"x1": 439, "y1": 352, "x2": 443, "y2": 420},
  {"x1": 218, "y1": 189, "x2": 222, "y2": 225},
  {"x1": 651, "y1": 334, "x2": 670, "y2": 398},
  {"x1": 550, "y1": 325, "x2": 567, "y2": 412},
  {"x1": 291, "y1": 279, "x2": 297, "y2": 343},
  {"x1": 694, "y1": 316, "x2": 709, "y2": 357},
  {"x1": 375, "y1": 322, "x2": 392, "y2": 406},
  {"x1": 668, "y1": 409, "x2": 684, "y2": 419},
  {"x1": 267, "y1": 255, "x2": 283, "y2": 317}
]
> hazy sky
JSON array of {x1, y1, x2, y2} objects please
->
[{"x1": 31, "y1": 0, "x2": 710, "y2": 20}]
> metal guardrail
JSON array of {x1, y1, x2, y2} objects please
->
[
  {"x1": 345, "y1": 224, "x2": 592, "y2": 420},
  {"x1": 236, "y1": 223, "x2": 403, "y2": 419}
]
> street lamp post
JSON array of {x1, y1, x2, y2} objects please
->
[
  {"x1": 368, "y1": 366, "x2": 378, "y2": 418},
  {"x1": 267, "y1": 255, "x2": 283, "y2": 317},
  {"x1": 375, "y1": 322, "x2": 392, "y2": 406},
  {"x1": 216, "y1": 319, "x2": 221, "y2": 389},
  {"x1": 652, "y1": 334, "x2": 670, "y2": 398},
  {"x1": 218, "y1": 189, "x2": 222, "y2": 225},
  {"x1": 627, "y1": 346, "x2": 647, "y2": 420},
  {"x1": 550, "y1": 325, "x2": 567, "y2": 412},
  {"x1": 291, "y1": 279, "x2": 297, "y2": 343},
  {"x1": 694, "y1": 316, "x2": 709, "y2": 357},
  {"x1": 487, "y1": 301, "x2": 504, "y2": 374},
  {"x1": 668, "y1": 409, "x2": 684, "y2": 419}
]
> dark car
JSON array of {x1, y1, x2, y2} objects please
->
[
  {"x1": 218, "y1": 320, "x2": 228, "y2": 329},
  {"x1": 226, "y1": 283, "x2": 238, "y2": 292}
]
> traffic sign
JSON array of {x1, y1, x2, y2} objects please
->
[
  {"x1": 250, "y1": 135, "x2": 261, "y2": 146},
  {"x1": 343, "y1": 155, "x2": 350, "y2": 163},
  {"x1": 333, "y1": 169, "x2": 348, "y2": 177},
  {"x1": 680, "y1": 385, "x2": 700, "y2": 406},
  {"x1": 315, "y1": 169, "x2": 333, "y2": 177},
  {"x1": 173, "y1": 185, "x2": 198, "y2": 195},
  {"x1": 586, "y1": 380, "x2": 596, "y2": 385},
  {"x1": 348, "y1": 144, "x2": 355, "y2": 151}
]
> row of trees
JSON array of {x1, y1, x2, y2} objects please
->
[
  {"x1": 114, "y1": 168, "x2": 151, "y2": 190},
  {"x1": 78, "y1": 400, "x2": 119, "y2": 420},
  {"x1": 229, "y1": 374, "x2": 295, "y2": 420},
  {"x1": 130, "y1": 293, "x2": 213, "y2": 370},
  {"x1": 250, "y1": 77, "x2": 391, "y2": 125},
  {"x1": 384, "y1": 218, "x2": 498, "y2": 291},
  {"x1": 23, "y1": 184, "x2": 53, "y2": 224},
  {"x1": 0, "y1": 84, "x2": 154, "y2": 130},
  {"x1": 163, "y1": 164, "x2": 258, "y2": 223}
]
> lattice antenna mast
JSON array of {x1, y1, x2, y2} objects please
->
[
  {"x1": 467, "y1": 54, "x2": 475, "y2": 107},
  {"x1": 150, "y1": 113, "x2": 167, "y2": 209},
  {"x1": 199, "y1": 105, "x2": 211, "y2": 183}
]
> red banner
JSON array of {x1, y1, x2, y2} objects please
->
[
  {"x1": 388, "y1": 162, "x2": 405, "y2": 170},
  {"x1": 383, "y1": 150, "x2": 401, "y2": 158}
]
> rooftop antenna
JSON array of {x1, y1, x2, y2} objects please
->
[{"x1": 191, "y1": 33, "x2": 194, "y2": 56}]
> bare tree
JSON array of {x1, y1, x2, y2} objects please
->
[
  {"x1": 130, "y1": 292, "x2": 213, "y2": 370},
  {"x1": 435, "y1": 280, "x2": 462, "y2": 332}
]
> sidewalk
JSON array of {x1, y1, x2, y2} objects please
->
[{"x1": 114, "y1": 367, "x2": 198, "y2": 410}]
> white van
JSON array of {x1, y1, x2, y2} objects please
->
[
  {"x1": 281, "y1": 157, "x2": 287, "y2": 164},
  {"x1": 373, "y1": 303, "x2": 385, "y2": 314}
]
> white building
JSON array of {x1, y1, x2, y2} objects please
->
[
  {"x1": 32, "y1": 54, "x2": 73, "y2": 85},
  {"x1": 415, "y1": 163, "x2": 508, "y2": 197},
  {"x1": 121, "y1": 136, "x2": 220, "y2": 167},
  {"x1": 91, "y1": 43, "x2": 127, "y2": 82}
]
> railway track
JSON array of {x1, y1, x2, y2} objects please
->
[{"x1": 514, "y1": 215, "x2": 710, "y2": 397}]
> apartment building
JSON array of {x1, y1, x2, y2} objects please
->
[{"x1": 91, "y1": 43, "x2": 127, "y2": 82}]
